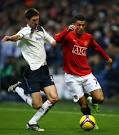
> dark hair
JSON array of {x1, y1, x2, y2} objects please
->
[
  {"x1": 24, "y1": 8, "x2": 40, "y2": 19},
  {"x1": 71, "y1": 15, "x2": 86, "y2": 23}
]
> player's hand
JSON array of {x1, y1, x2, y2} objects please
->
[
  {"x1": 68, "y1": 25, "x2": 76, "y2": 31},
  {"x1": 107, "y1": 58, "x2": 112, "y2": 65},
  {"x1": 106, "y1": 58, "x2": 113, "y2": 69},
  {"x1": 2, "y1": 36, "x2": 11, "y2": 42}
]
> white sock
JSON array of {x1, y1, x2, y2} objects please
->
[
  {"x1": 15, "y1": 87, "x2": 32, "y2": 107},
  {"x1": 87, "y1": 96, "x2": 98, "y2": 106},
  {"x1": 87, "y1": 96, "x2": 92, "y2": 104},
  {"x1": 29, "y1": 100, "x2": 52, "y2": 124}
]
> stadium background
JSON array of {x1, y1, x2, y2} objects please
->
[
  {"x1": 0, "y1": 0, "x2": 119, "y2": 102},
  {"x1": 0, "y1": 1, "x2": 119, "y2": 135}
]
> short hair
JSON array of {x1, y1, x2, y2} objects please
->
[
  {"x1": 24, "y1": 8, "x2": 40, "y2": 19},
  {"x1": 71, "y1": 15, "x2": 86, "y2": 23}
]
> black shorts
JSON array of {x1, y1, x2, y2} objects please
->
[{"x1": 20, "y1": 65, "x2": 54, "y2": 94}]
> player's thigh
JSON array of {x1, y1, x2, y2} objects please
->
[
  {"x1": 31, "y1": 91, "x2": 43, "y2": 108},
  {"x1": 66, "y1": 81, "x2": 84, "y2": 102},
  {"x1": 44, "y1": 85, "x2": 59, "y2": 103},
  {"x1": 64, "y1": 73, "x2": 84, "y2": 102},
  {"x1": 83, "y1": 73, "x2": 101, "y2": 94},
  {"x1": 83, "y1": 74, "x2": 104, "y2": 101}
]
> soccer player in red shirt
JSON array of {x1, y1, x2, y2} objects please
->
[{"x1": 55, "y1": 15, "x2": 112, "y2": 118}]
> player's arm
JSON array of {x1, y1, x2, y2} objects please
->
[
  {"x1": 92, "y1": 39, "x2": 112, "y2": 65},
  {"x1": 50, "y1": 38, "x2": 56, "y2": 48},
  {"x1": 2, "y1": 34, "x2": 23, "y2": 42},
  {"x1": 43, "y1": 30, "x2": 56, "y2": 47},
  {"x1": 55, "y1": 25, "x2": 75, "y2": 43}
]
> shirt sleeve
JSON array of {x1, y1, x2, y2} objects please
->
[
  {"x1": 16, "y1": 27, "x2": 30, "y2": 38},
  {"x1": 41, "y1": 27, "x2": 55, "y2": 44},
  {"x1": 90, "y1": 37, "x2": 110, "y2": 61},
  {"x1": 54, "y1": 28, "x2": 69, "y2": 43}
]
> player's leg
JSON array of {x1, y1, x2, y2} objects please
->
[
  {"x1": 27, "y1": 66, "x2": 59, "y2": 131},
  {"x1": 8, "y1": 81, "x2": 32, "y2": 107},
  {"x1": 64, "y1": 73, "x2": 91, "y2": 115},
  {"x1": 90, "y1": 88, "x2": 104, "y2": 104},
  {"x1": 44, "y1": 85, "x2": 59, "y2": 103},
  {"x1": 71, "y1": 86, "x2": 91, "y2": 115},
  {"x1": 31, "y1": 91, "x2": 43, "y2": 109},
  {"x1": 87, "y1": 89, "x2": 104, "y2": 114},
  {"x1": 83, "y1": 73, "x2": 104, "y2": 129},
  {"x1": 27, "y1": 85, "x2": 59, "y2": 131},
  {"x1": 8, "y1": 82, "x2": 45, "y2": 131},
  {"x1": 78, "y1": 95, "x2": 91, "y2": 115},
  {"x1": 26, "y1": 91, "x2": 46, "y2": 131},
  {"x1": 28, "y1": 85, "x2": 59, "y2": 123},
  {"x1": 65, "y1": 73, "x2": 99, "y2": 129},
  {"x1": 31, "y1": 66, "x2": 59, "y2": 121},
  {"x1": 83, "y1": 73, "x2": 104, "y2": 103},
  {"x1": 8, "y1": 67, "x2": 34, "y2": 107},
  {"x1": 30, "y1": 66, "x2": 59, "y2": 121},
  {"x1": 83, "y1": 74, "x2": 103, "y2": 112},
  {"x1": 84, "y1": 93, "x2": 100, "y2": 113},
  {"x1": 78, "y1": 95, "x2": 99, "y2": 129}
]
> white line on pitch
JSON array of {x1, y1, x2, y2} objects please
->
[{"x1": 0, "y1": 107, "x2": 119, "y2": 117}]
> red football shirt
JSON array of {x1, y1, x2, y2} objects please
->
[{"x1": 55, "y1": 29, "x2": 110, "y2": 76}]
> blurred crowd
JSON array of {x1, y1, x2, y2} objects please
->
[{"x1": 0, "y1": 0, "x2": 119, "y2": 99}]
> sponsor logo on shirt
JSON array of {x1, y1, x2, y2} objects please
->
[
  {"x1": 72, "y1": 45, "x2": 87, "y2": 56},
  {"x1": 35, "y1": 37, "x2": 42, "y2": 41}
]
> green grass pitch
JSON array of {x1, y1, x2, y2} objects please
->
[{"x1": 0, "y1": 101, "x2": 119, "y2": 135}]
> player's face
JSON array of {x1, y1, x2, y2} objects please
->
[
  {"x1": 27, "y1": 15, "x2": 40, "y2": 29},
  {"x1": 74, "y1": 20, "x2": 86, "y2": 35}
]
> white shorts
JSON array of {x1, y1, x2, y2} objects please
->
[{"x1": 64, "y1": 73, "x2": 101, "y2": 102}]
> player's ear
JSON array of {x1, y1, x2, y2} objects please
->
[
  {"x1": 84, "y1": 22, "x2": 87, "y2": 27},
  {"x1": 26, "y1": 18, "x2": 30, "y2": 23}
]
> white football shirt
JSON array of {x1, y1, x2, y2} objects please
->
[{"x1": 16, "y1": 25, "x2": 55, "y2": 70}]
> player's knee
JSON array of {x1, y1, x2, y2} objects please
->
[
  {"x1": 49, "y1": 95, "x2": 59, "y2": 104},
  {"x1": 99, "y1": 96, "x2": 104, "y2": 103},
  {"x1": 95, "y1": 96, "x2": 104, "y2": 104},
  {"x1": 32, "y1": 103, "x2": 42, "y2": 110}
]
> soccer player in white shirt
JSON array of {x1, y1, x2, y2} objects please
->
[{"x1": 2, "y1": 8, "x2": 59, "y2": 132}]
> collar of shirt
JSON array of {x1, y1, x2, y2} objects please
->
[{"x1": 26, "y1": 24, "x2": 42, "y2": 32}]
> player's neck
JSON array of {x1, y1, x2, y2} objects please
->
[{"x1": 76, "y1": 32, "x2": 85, "y2": 37}]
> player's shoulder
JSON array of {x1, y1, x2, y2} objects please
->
[
  {"x1": 40, "y1": 26, "x2": 48, "y2": 34},
  {"x1": 69, "y1": 31, "x2": 75, "y2": 37},
  {"x1": 18, "y1": 26, "x2": 31, "y2": 35},
  {"x1": 83, "y1": 32, "x2": 93, "y2": 39},
  {"x1": 20, "y1": 26, "x2": 31, "y2": 31}
]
